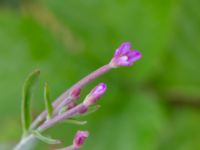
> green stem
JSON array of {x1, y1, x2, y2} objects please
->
[{"x1": 13, "y1": 134, "x2": 36, "y2": 150}]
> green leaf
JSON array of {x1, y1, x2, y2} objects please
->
[
  {"x1": 64, "y1": 118, "x2": 87, "y2": 125},
  {"x1": 22, "y1": 69, "x2": 40, "y2": 136},
  {"x1": 32, "y1": 130, "x2": 61, "y2": 145},
  {"x1": 44, "y1": 82, "x2": 53, "y2": 120}
]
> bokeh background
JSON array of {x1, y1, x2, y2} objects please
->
[{"x1": 0, "y1": 0, "x2": 200, "y2": 150}]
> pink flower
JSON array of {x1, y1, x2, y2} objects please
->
[
  {"x1": 83, "y1": 83, "x2": 107, "y2": 107},
  {"x1": 73, "y1": 131, "x2": 89, "y2": 149},
  {"x1": 110, "y1": 42, "x2": 142, "y2": 67}
]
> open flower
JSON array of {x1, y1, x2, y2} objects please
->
[
  {"x1": 73, "y1": 131, "x2": 89, "y2": 149},
  {"x1": 109, "y1": 42, "x2": 142, "y2": 67}
]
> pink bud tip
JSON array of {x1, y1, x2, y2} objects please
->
[
  {"x1": 83, "y1": 83, "x2": 107, "y2": 107},
  {"x1": 73, "y1": 131, "x2": 89, "y2": 149},
  {"x1": 110, "y1": 42, "x2": 142, "y2": 67},
  {"x1": 70, "y1": 88, "x2": 81, "y2": 99}
]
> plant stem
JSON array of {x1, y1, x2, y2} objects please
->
[
  {"x1": 16, "y1": 64, "x2": 111, "y2": 149},
  {"x1": 38, "y1": 104, "x2": 87, "y2": 131},
  {"x1": 56, "y1": 145, "x2": 75, "y2": 150},
  {"x1": 13, "y1": 134, "x2": 36, "y2": 150},
  {"x1": 14, "y1": 104, "x2": 87, "y2": 150},
  {"x1": 31, "y1": 64, "x2": 112, "y2": 129}
]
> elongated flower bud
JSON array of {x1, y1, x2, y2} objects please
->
[
  {"x1": 83, "y1": 83, "x2": 107, "y2": 107},
  {"x1": 73, "y1": 131, "x2": 89, "y2": 149},
  {"x1": 109, "y1": 42, "x2": 142, "y2": 67}
]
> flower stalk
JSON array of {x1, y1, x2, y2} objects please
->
[{"x1": 30, "y1": 64, "x2": 111, "y2": 130}]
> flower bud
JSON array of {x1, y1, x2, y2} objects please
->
[
  {"x1": 73, "y1": 131, "x2": 89, "y2": 149},
  {"x1": 83, "y1": 83, "x2": 107, "y2": 107},
  {"x1": 110, "y1": 42, "x2": 142, "y2": 67},
  {"x1": 70, "y1": 88, "x2": 81, "y2": 99}
]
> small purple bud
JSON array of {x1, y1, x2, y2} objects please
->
[
  {"x1": 83, "y1": 83, "x2": 107, "y2": 107},
  {"x1": 73, "y1": 131, "x2": 89, "y2": 149},
  {"x1": 70, "y1": 88, "x2": 81, "y2": 99},
  {"x1": 78, "y1": 105, "x2": 88, "y2": 114},
  {"x1": 110, "y1": 42, "x2": 142, "y2": 67}
]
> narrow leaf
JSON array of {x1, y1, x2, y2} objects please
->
[
  {"x1": 64, "y1": 118, "x2": 87, "y2": 125},
  {"x1": 33, "y1": 131, "x2": 61, "y2": 144},
  {"x1": 44, "y1": 82, "x2": 53, "y2": 120},
  {"x1": 22, "y1": 69, "x2": 40, "y2": 136}
]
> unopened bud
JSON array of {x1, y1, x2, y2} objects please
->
[
  {"x1": 70, "y1": 88, "x2": 81, "y2": 99},
  {"x1": 83, "y1": 83, "x2": 107, "y2": 107},
  {"x1": 73, "y1": 131, "x2": 89, "y2": 149}
]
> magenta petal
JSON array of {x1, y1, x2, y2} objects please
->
[
  {"x1": 117, "y1": 60, "x2": 130, "y2": 66},
  {"x1": 83, "y1": 83, "x2": 107, "y2": 106},
  {"x1": 114, "y1": 42, "x2": 131, "y2": 57},
  {"x1": 110, "y1": 42, "x2": 142, "y2": 68},
  {"x1": 127, "y1": 50, "x2": 142, "y2": 63},
  {"x1": 91, "y1": 83, "x2": 107, "y2": 96}
]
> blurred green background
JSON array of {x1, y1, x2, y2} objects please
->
[{"x1": 0, "y1": 0, "x2": 200, "y2": 150}]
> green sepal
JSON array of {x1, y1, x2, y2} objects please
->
[
  {"x1": 44, "y1": 82, "x2": 53, "y2": 120},
  {"x1": 32, "y1": 130, "x2": 61, "y2": 144},
  {"x1": 22, "y1": 69, "x2": 40, "y2": 136}
]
